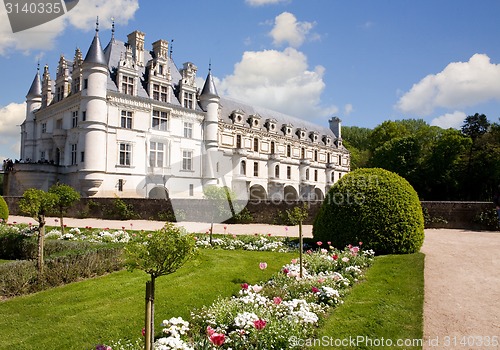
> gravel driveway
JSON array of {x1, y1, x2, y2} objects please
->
[{"x1": 421, "y1": 229, "x2": 500, "y2": 349}]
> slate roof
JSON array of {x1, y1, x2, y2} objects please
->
[{"x1": 26, "y1": 69, "x2": 42, "y2": 98}]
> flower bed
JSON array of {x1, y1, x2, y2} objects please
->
[{"x1": 101, "y1": 243, "x2": 375, "y2": 349}]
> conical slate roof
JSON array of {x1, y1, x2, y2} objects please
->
[
  {"x1": 84, "y1": 31, "x2": 107, "y2": 65},
  {"x1": 200, "y1": 70, "x2": 219, "y2": 98},
  {"x1": 26, "y1": 69, "x2": 42, "y2": 98}
]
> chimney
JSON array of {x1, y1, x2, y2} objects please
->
[
  {"x1": 329, "y1": 117, "x2": 342, "y2": 140},
  {"x1": 127, "y1": 30, "x2": 145, "y2": 66}
]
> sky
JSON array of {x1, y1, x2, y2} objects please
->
[{"x1": 1, "y1": 0, "x2": 500, "y2": 162}]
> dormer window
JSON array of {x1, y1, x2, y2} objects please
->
[
  {"x1": 323, "y1": 135, "x2": 332, "y2": 146},
  {"x1": 309, "y1": 131, "x2": 319, "y2": 143},
  {"x1": 265, "y1": 118, "x2": 277, "y2": 132},
  {"x1": 296, "y1": 128, "x2": 307, "y2": 140},
  {"x1": 231, "y1": 110, "x2": 245, "y2": 124},
  {"x1": 121, "y1": 75, "x2": 134, "y2": 95},
  {"x1": 248, "y1": 114, "x2": 261, "y2": 129},
  {"x1": 183, "y1": 92, "x2": 194, "y2": 109},
  {"x1": 282, "y1": 123, "x2": 293, "y2": 136}
]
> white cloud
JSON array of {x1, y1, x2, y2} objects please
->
[
  {"x1": 396, "y1": 54, "x2": 500, "y2": 116},
  {"x1": 0, "y1": 0, "x2": 139, "y2": 56},
  {"x1": 344, "y1": 104, "x2": 353, "y2": 115},
  {"x1": 430, "y1": 111, "x2": 466, "y2": 129},
  {"x1": 245, "y1": 0, "x2": 290, "y2": 6},
  {"x1": 269, "y1": 12, "x2": 315, "y2": 48},
  {"x1": 0, "y1": 102, "x2": 25, "y2": 161},
  {"x1": 218, "y1": 47, "x2": 338, "y2": 119}
]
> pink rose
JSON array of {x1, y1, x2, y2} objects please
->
[{"x1": 253, "y1": 319, "x2": 267, "y2": 330}]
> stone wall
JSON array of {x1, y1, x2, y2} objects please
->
[{"x1": 3, "y1": 197, "x2": 498, "y2": 230}]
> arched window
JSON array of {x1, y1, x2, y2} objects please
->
[
  {"x1": 271, "y1": 141, "x2": 275, "y2": 154},
  {"x1": 287, "y1": 145, "x2": 291, "y2": 157},
  {"x1": 301, "y1": 148, "x2": 305, "y2": 159},
  {"x1": 314, "y1": 150, "x2": 318, "y2": 162},
  {"x1": 275, "y1": 164, "x2": 280, "y2": 178},
  {"x1": 305, "y1": 169, "x2": 309, "y2": 181},
  {"x1": 241, "y1": 160, "x2": 246, "y2": 175}
]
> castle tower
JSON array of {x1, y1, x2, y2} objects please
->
[
  {"x1": 79, "y1": 20, "x2": 109, "y2": 195},
  {"x1": 329, "y1": 117, "x2": 342, "y2": 146},
  {"x1": 22, "y1": 67, "x2": 42, "y2": 161},
  {"x1": 199, "y1": 67, "x2": 220, "y2": 185}
]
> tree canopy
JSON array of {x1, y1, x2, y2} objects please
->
[{"x1": 342, "y1": 115, "x2": 500, "y2": 201}]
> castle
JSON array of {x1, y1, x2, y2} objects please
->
[{"x1": 5, "y1": 23, "x2": 350, "y2": 201}]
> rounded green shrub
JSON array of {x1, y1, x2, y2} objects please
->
[
  {"x1": 313, "y1": 168, "x2": 424, "y2": 254},
  {"x1": 0, "y1": 195, "x2": 8, "y2": 222}
]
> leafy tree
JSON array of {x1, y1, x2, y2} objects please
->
[
  {"x1": 461, "y1": 113, "x2": 490, "y2": 141},
  {"x1": 203, "y1": 185, "x2": 240, "y2": 243},
  {"x1": 18, "y1": 188, "x2": 58, "y2": 276},
  {"x1": 286, "y1": 204, "x2": 309, "y2": 278},
  {"x1": 49, "y1": 183, "x2": 80, "y2": 234},
  {"x1": 0, "y1": 195, "x2": 8, "y2": 221},
  {"x1": 368, "y1": 120, "x2": 410, "y2": 152},
  {"x1": 125, "y1": 223, "x2": 195, "y2": 350},
  {"x1": 422, "y1": 129, "x2": 471, "y2": 200},
  {"x1": 342, "y1": 126, "x2": 372, "y2": 150}
]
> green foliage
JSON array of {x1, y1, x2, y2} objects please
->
[
  {"x1": 125, "y1": 222, "x2": 195, "y2": 278},
  {"x1": 313, "y1": 168, "x2": 424, "y2": 255},
  {"x1": 0, "y1": 195, "x2": 8, "y2": 221},
  {"x1": 49, "y1": 183, "x2": 80, "y2": 214},
  {"x1": 18, "y1": 188, "x2": 58, "y2": 221},
  {"x1": 461, "y1": 113, "x2": 490, "y2": 141},
  {"x1": 106, "y1": 196, "x2": 139, "y2": 220},
  {"x1": 231, "y1": 207, "x2": 253, "y2": 224},
  {"x1": 0, "y1": 244, "x2": 124, "y2": 298},
  {"x1": 474, "y1": 209, "x2": 500, "y2": 230}
]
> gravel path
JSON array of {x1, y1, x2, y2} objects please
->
[
  {"x1": 421, "y1": 229, "x2": 500, "y2": 349},
  {"x1": 7, "y1": 216, "x2": 500, "y2": 348}
]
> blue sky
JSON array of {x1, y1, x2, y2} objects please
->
[{"x1": 1, "y1": 0, "x2": 500, "y2": 161}]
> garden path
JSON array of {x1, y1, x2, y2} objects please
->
[
  {"x1": 421, "y1": 229, "x2": 500, "y2": 350},
  {"x1": 8, "y1": 216, "x2": 500, "y2": 348}
]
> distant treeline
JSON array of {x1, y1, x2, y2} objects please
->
[{"x1": 342, "y1": 113, "x2": 500, "y2": 201}]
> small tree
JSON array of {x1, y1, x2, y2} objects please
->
[
  {"x1": 18, "y1": 188, "x2": 57, "y2": 276},
  {"x1": 49, "y1": 183, "x2": 80, "y2": 234},
  {"x1": 0, "y1": 195, "x2": 8, "y2": 222},
  {"x1": 203, "y1": 185, "x2": 236, "y2": 244},
  {"x1": 125, "y1": 223, "x2": 196, "y2": 350},
  {"x1": 286, "y1": 203, "x2": 309, "y2": 278}
]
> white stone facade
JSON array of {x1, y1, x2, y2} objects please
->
[{"x1": 9, "y1": 28, "x2": 350, "y2": 201}]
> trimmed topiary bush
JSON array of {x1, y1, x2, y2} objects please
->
[
  {"x1": 0, "y1": 195, "x2": 8, "y2": 222},
  {"x1": 313, "y1": 168, "x2": 424, "y2": 254}
]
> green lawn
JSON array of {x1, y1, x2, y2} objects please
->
[
  {"x1": 0, "y1": 249, "x2": 295, "y2": 350},
  {"x1": 0, "y1": 250, "x2": 425, "y2": 350},
  {"x1": 313, "y1": 253, "x2": 425, "y2": 350}
]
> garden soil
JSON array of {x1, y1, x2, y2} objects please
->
[{"x1": 8, "y1": 216, "x2": 500, "y2": 348}]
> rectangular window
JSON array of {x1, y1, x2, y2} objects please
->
[
  {"x1": 72, "y1": 111, "x2": 78, "y2": 128},
  {"x1": 121, "y1": 110, "x2": 133, "y2": 129},
  {"x1": 152, "y1": 84, "x2": 160, "y2": 100},
  {"x1": 236, "y1": 134, "x2": 242, "y2": 148},
  {"x1": 149, "y1": 142, "x2": 164, "y2": 167},
  {"x1": 41, "y1": 123, "x2": 47, "y2": 133},
  {"x1": 82, "y1": 111, "x2": 86, "y2": 121},
  {"x1": 40, "y1": 151, "x2": 45, "y2": 160},
  {"x1": 122, "y1": 75, "x2": 134, "y2": 95},
  {"x1": 253, "y1": 162, "x2": 259, "y2": 177},
  {"x1": 253, "y1": 138, "x2": 259, "y2": 152},
  {"x1": 189, "y1": 184, "x2": 194, "y2": 197},
  {"x1": 118, "y1": 179, "x2": 124, "y2": 192},
  {"x1": 183, "y1": 122, "x2": 193, "y2": 138},
  {"x1": 73, "y1": 77, "x2": 80, "y2": 93},
  {"x1": 287, "y1": 166, "x2": 291, "y2": 180},
  {"x1": 71, "y1": 144, "x2": 77, "y2": 165},
  {"x1": 119, "y1": 143, "x2": 131, "y2": 166},
  {"x1": 80, "y1": 151, "x2": 85, "y2": 163},
  {"x1": 83, "y1": 79, "x2": 88, "y2": 89},
  {"x1": 241, "y1": 160, "x2": 246, "y2": 175},
  {"x1": 56, "y1": 119, "x2": 63, "y2": 129},
  {"x1": 152, "y1": 110, "x2": 168, "y2": 131},
  {"x1": 161, "y1": 86, "x2": 168, "y2": 102},
  {"x1": 314, "y1": 169, "x2": 318, "y2": 182},
  {"x1": 182, "y1": 150, "x2": 193, "y2": 171},
  {"x1": 183, "y1": 92, "x2": 193, "y2": 109}
]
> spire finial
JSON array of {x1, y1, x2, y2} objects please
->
[
  {"x1": 37, "y1": 61, "x2": 40, "y2": 71},
  {"x1": 111, "y1": 17, "x2": 115, "y2": 40},
  {"x1": 95, "y1": 16, "x2": 99, "y2": 33},
  {"x1": 209, "y1": 59, "x2": 212, "y2": 72},
  {"x1": 169, "y1": 39, "x2": 174, "y2": 58}
]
